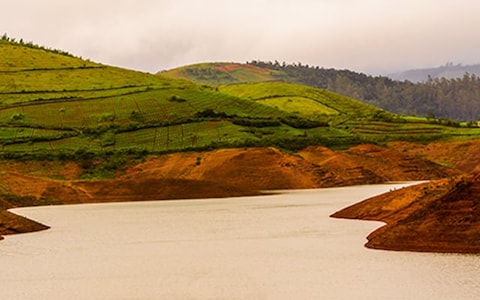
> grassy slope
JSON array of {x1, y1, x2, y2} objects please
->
[
  {"x1": 1, "y1": 42, "x2": 339, "y2": 158},
  {"x1": 5, "y1": 41, "x2": 426, "y2": 162},
  {"x1": 219, "y1": 82, "x2": 380, "y2": 117},
  {"x1": 162, "y1": 63, "x2": 480, "y2": 143},
  {"x1": 3, "y1": 42, "x2": 480, "y2": 163},
  {"x1": 160, "y1": 62, "x2": 288, "y2": 85}
]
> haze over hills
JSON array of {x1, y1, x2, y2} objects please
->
[{"x1": 388, "y1": 63, "x2": 480, "y2": 83}]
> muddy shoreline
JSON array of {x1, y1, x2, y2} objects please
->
[{"x1": 1, "y1": 142, "x2": 479, "y2": 253}]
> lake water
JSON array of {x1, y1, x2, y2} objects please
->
[{"x1": 1, "y1": 183, "x2": 479, "y2": 299}]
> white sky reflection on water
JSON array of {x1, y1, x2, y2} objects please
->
[{"x1": 0, "y1": 183, "x2": 479, "y2": 299}]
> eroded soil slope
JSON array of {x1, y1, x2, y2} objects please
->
[
  {"x1": 0, "y1": 144, "x2": 464, "y2": 240},
  {"x1": 332, "y1": 173, "x2": 480, "y2": 253},
  {"x1": 388, "y1": 140, "x2": 480, "y2": 173},
  {"x1": 299, "y1": 144, "x2": 459, "y2": 182}
]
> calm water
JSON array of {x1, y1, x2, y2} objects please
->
[{"x1": 1, "y1": 183, "x2": 479, "y2": 299}]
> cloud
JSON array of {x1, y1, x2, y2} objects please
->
[{"x1": 1, "y1": 0, "x2": 480, "y2": 74}]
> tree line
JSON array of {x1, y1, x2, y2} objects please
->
[
  {"x1": 1, "y1": 33, "x2": 75, "y2": 57},
  {"x1": 249, "y1": 61, "x2": 480, "y2": 122}
]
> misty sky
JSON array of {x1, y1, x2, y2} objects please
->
[{"x1": 2, "y1": 0, "x2": 480, "y2": 74}]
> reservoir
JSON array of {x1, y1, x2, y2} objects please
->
[{"x1": 1, "y1": 183, "x2": 479, "y2": 299}]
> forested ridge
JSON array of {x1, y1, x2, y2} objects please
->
[{"x1": 249, "y1": 61, "x2": 480, "y2": 122}]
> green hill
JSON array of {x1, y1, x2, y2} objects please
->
[
  {"x1": 2, "y1": 38, "x2": 480, "y2": 170},
  {"x1": 160, "y1": 62, "x2": 288, "y2": 85},
  {"x1": 219, "y1": 82, "x2": 379, "y2": 118},
  {"x1": 161, "y1": 62, "x2": 480, "y2": 141},
  {"x1": 161, "y1": 61, "x2": 480, "y2": 122},
  {"x1": 0, "y1": 40, "x2": 360, "y2": 162}
]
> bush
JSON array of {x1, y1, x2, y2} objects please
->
[
  {"x1": 167, "y1": 95, "x2": 187, "y2": 103},
  {"x1": 98, "y1": 113, "x2": 115, "y2": 123},
  {"x1": 280, "y1": 116, "x2": 328, "y2": 129},
  {"x1": 194, "y1": 109, "x2": 228, "y2": 119},
  {"x1": 10, "y1": 113, "x2": 24, "y2": 122},
  {"x1": 129, "y1": 110, "x2": 145, "y2": 122},
  {"x1": 232, "y1": 117, "x2": 280, "y2": 127}
]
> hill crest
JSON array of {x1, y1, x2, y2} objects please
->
[
  {"x1": 160, "y1": 62, "x2": 288, "y2": 85},
  {"x1": 161, "y1": 61, "x2": 480, "y2": 122}
]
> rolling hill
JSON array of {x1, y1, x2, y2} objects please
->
[
  {"x1": 2, "y1": 39, "x2": 354, "y2": 160},
  {"x1": 162, "y1": 63, "x2": 480, "y2": 143},
  {"x1": 162, "y1": 61, "x2": 480, "y2": 122},
  {"x1": 9, "y1": 38, "x2": 479, "y2": 162},
  {"x1": 160, "y1": 62, "x2": 288, "y2": 85},
  {"x1": 3, "y1": 37, "x2": 480, "y2": 253}
]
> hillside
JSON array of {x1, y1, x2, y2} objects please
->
[
  {"x1": 218, "y1": 81, "x2": 379, "y2": 118},
  {"x1": 160, "y1": 62, "x2": 288, "y2": 85},
  {"x1": 162, "y1": 61, "x2": 480, "y2": 122},
  {"x1": 1, "y1": 39, "x2": 347, "y2": 159},
  {"x1": 6, "y1": 39, "x2": 480, "y2": 162},
  {"x1": 328, "y1": 139, "x2": 480, "y2": 253},
  {"x1": 332, "y1": 172, "x2": 480, "y2": 253},
  {"x1": 0, "y1": 142, "x2": 462, "y2": 241},
  {"x1": 2, "y1": 38, "x2": 480, "y2": 253}
]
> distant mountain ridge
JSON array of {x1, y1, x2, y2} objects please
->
[{"x1": 388, "y1": 63, "x2": 480, "y2": 83}]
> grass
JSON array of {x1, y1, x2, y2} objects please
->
[
  {"x1": 219, "y1": 82, "x2": 382, "y2": 119},
  {"x1": 257, "y1": 96, "x2": 339, "y2": 116},
  {"x1": 160, "y1": 62, "x2": 287, "y2": 85},
  {"x1": 2, "y1": 40, "x2": 480, "y2": 168},
  {"x1": 1, "y1": 41, "x2": 324, "y2": 158}
]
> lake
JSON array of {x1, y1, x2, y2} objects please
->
[{"x1": 1, "y1": 183, "x2": 479, "y2": 299}]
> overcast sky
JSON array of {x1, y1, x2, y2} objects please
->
[{"x1": 2, "y1": 0, "x2": 480, "y2": 74}]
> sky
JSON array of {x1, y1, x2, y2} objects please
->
[{"x1": 2, "y1": 0, "x2": 480, "y2": 75}]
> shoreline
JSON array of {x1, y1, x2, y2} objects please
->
[
  {"x1": 0, "y1": 142, "x2": 478, "y2": 253},
  {"x1": 2, "y1": 182, "x2": 414, "y2": 244},
  {"x1": 331, "y1": 175, "x2": 480, "y2": 254},
  {"x1": 4, "y1": 176, "x2": 480, "y2": 254}
]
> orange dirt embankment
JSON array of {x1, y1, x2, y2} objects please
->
[
  {"x1": 332, "y1": 172, "x2": 480, "y2": 253},
  {"x1": 0, "y1": 144, "x2": 463, "y2": 241},
  {"x1": 388, "y1": 140, "x2": 480, "y2": 173},
  {"x1": 328, "y1": 140, "x2": 480, "y2": 253}
]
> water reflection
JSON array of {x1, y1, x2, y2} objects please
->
[{"x1": 0, "y1": 183, "x2": 479, "y2": 299}]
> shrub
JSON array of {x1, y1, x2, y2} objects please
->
[
  {"x1": 167, "y1": 95, "x2": 187, "y2": 103},
  {"x1": 232, "y1": 117, "x2": 280, "y2": 127},
  {"x1": 10, "y1": 113, "x2": 24, "y2": 122},
  {"x1": 129, "y1": 110, "x2": 145, "y2": 122},
  {"x1": 194, "y1": 109, "x2": 228, "y2": 119},
  {"x1": 280, "y1": 116, "x2": 328, "y2": 129}
]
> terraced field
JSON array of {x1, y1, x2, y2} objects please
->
[
  {"x1": 1, "y1": 40, "x2": 359, "y2": 158},
  {"x1": 219, "y1": 82, "x2": 381, "y2": 118},
  {"x1": 340, "y1": 120, "x2": 480, "y2": 142},
  {"x1": 2, "y1": 39, "x2": 480, "y2": 162}
]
